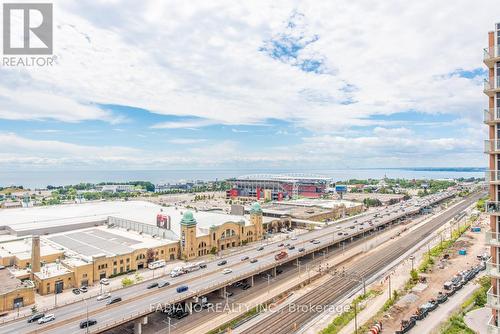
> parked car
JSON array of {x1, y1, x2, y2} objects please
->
[
  {"x1": 276, "y1": 269, "x2": 283, "y2": 275},
  {"x1": 99, "y1": 278, "x2": 110, "y2": 285},
  {"x1": 217, "y1": 260, "x2": 227, "y2": 266},
  {"x1": 241, "y1": 256, "x2": 249, "y2": 261},
  {"x1": 147, "y1": 282, "x2": 159, "y2": 289},
  {"x1": 79, "y1": 319, "x2": 97, "y2": 329},
  {"x1": 38, "y1": 314, "x2": 55, "y2": 324},
  {"x1": 158, "y1": 280, "x2": 170, "y2": 288},
  {"x1": 313, "y1": 240, "x2": 321, "y2": 244},
  {"x1": 176, "y1": 285, "x2": 189, "y2": 293},
  {"x1": 97, "y1": 293, "x2": 111, "y2": 301},
  {"x1": 242, "y1": 284, "x2": 251, "y2": 290},
  {"x1": 226, "y1": 291, "x2": 234, "y2": 297},
  {"x1": 250, "y1": 258, "x2": 258, "y2": 263},
  {"x1": 107, "y1": 296, "x2": 122, "y2": 305},
  {"x1": 436, "y1": 292, "x2": 448, "y2": 304},
  {"x1": 72, "y1": 288, "x2": 80, "y2": 295},
  {"x1": 27, "y1": 313, "x2": 44, "y2": 323},
  {"x1": 222, "y1": 268, "x2": 232, "y2": 275},
  {"x1": 277, "y1": 243, "x2": 284, "y2": 247},
  {"x1": 199, "y1": 263, "x2": 207, "y2": 269},
  {"x1": 257, "y1": 246, "x2": 264, "y2": 251},
  {"x1": 79, "y1": 286, "x2": 88, "y2": 293}
]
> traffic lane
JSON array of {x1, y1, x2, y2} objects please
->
[
  {"x1": 60, "y1": 205, "x2": 445, "y2": 333},
  {"x1": 6, "y1": 192, "x2": 454, "y2": 333}
]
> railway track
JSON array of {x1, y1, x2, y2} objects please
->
[{"x1": 240, "y1": 192, "x2": 483, "y2": 334}]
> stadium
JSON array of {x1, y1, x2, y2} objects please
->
[{"x1": 226, "y1": 173, "x2": 333, "y2": 200}]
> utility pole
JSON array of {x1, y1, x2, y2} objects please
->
[
  {"x1": 409, "y1": 255, "x2": 415, "y2": 271},
  {"x1": 354, "y1": 300, "x2": 358, "y2": 334},
  {"x1": 85, "y1": 299, "x2": 89, "y2": 334},
  {"x1": 388, "y1": 275, "x2": 392, "y2": 299}
]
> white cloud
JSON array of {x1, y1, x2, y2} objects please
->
[
  {"x1": 2, "y1": 0, "x2": 494, "y2": 128},
  {"x1": 167, "y1": 138, "x2": 207, "y2": 144}
]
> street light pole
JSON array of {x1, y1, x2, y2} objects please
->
[
  {"x1": 354, "y1": 301, "x2": 358, "y2": 334},
  {"x1": 85, "y1": 299, "x2": 89, "y2": 334}
]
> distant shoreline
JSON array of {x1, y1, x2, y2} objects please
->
[{"x1": 0, "y1": 168, "x2": 484, "y2": 190}]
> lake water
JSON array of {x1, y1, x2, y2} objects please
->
[{"x1": 0, "y1": 168, "x2": 484, "y2": 189}]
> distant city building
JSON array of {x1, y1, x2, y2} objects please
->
[{"x1": 484, "y1": 22, "x2": 500, "y2": 332}]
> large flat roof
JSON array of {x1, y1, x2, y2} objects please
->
[{"x1": 0, "y1": 200, "x2": 269, "y2": 237}]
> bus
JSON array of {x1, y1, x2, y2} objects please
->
[{"x1": 148, "y1": 260, "x2": 166, "y2": 270}]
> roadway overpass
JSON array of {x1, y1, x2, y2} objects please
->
[{"x1": 0, "y1": 191, "x2": 456, "y2": 334}]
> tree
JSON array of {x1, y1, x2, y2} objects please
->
[
  {"x1": 209, "y1": 246, "x2": 217, "y2": 255},
  {"x1": 121, "y1": 277, "x2": 134, "y2": 287},
  {"x1": 134, "y1": 272, "x2": 143, "y2": 282},
  {"x1": 31, "y1": 305, "x2": 38, "y2": 314}
]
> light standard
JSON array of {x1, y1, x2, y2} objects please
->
[
  {"x1": 85, "y1": 299, "x2": 89, "y2": 334},
  {"x1": 162, "y1": 317, "x2": 176, "y2": 334},
  {"x1": 409, "y1": 255, "x2": 415, "y2": 272}
]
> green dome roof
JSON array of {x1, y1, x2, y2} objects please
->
[
  {"x1": 250, "y1": 202, "x2": 263, "y2": 215},
  {"x1": 180, "y1": 211, "x2": 197, "y2": 226}
]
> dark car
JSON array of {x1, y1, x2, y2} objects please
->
[
  {"x1": 277, "y1": 243, "x2": 284, "y2": 247},
  {"x1": 226, "y1": 292, "x2": 234, "y2": 297},
  {"x1": 257, "y1": 246, "x2": 264, "y2": 251},
  {"x1": 27, "y1": 313, "x2": 44, "y2": 323},
  {"x1": 288, "y1": 245, "x2": 295, "y2": 250},
  {"x1": 72, "y1": 288, "x2": 80, "y2": 295},
  {"x1": 218, "y1": 260, "x2": 227, "y2": 266},
  {"x1": 436, "y1": 293, "x2": 448, "y2": 304},
  {"x1": 176, "y1": 285, "x2": 189, "y2": 293},
  {"x1": 199, "y1": 263, "x2": 207, "y2": 269},
  {"x1": 175, "y1": 311, "x2": 189, "y2": 319},
  {"x1": 242, "y1": 284, "x2": 251, "y2": 290},
  {"x1": 107, "y1": 296, "x2": 122, "y2": 305},
  {"x1": 158, "y1": 281, "x2": 170, "y2": 288},
  {"x1": 250, "y1": 258, "x2": 258, "y2": 263},
  {"x1": 241, "y1": 256, "x2": 249, "y2": 261},
  {"x1": 147, "y1": 282, "x2": 159, "y2": 289},
  {"x1": 298, "y1": 247, "x2": 305, "y2": 252},
  {"x1": 276, "y1": 269, "x2": 283, "y2": 275},
  {"x1": 79, "y1": 319, "x2": 97, "y2": 329}
]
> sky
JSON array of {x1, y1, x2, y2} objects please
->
[{"x1": 0, "y1": 0, "x2": 497, "y2": 171}]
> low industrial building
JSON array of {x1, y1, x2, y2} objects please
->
[
  {"x1": 258, "y1": 198, "x2": 364, "y2": 222},
  {"x1": 0, "y1": 200, "x2": 275, "y2": 295},
  {"x1": 0, "y1": 269, "x2": 35, "y2": 312}
]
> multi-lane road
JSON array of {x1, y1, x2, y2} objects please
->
[
  {"x1": 240, "y1": 191, "x2": 483, "y2": 334},
  {"x1": 0, "y1": 190, "x2": 456, "y2": 334}
]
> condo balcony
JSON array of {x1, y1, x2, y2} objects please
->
[
  {"x1": 485, "y1": 140, "x2": 500, "y2": 154},
  {"x1": 487, "y1": 259, "x2": 500, "y2": 278},
  {"x1": 486, "y1": 231, "x2": 500, "y2": 247},
  {"x1": 484, "y1": 77, "x2": 500, "y2": 97},
  {"x1": 488, "y1": 287, "x2": 500, "y2": 310},
  {"x1": 484, "y1": 46, "x2": 500, "y2": 67},
  {"x1": 488, "y1": 314, "x2": 500, "y2": 334},
  {"x1": 485, "y1": 108, "x2": 500, "y2": 124},
  {"x1": 486, "y1": 171, "x2": 500, "y2": 183}
]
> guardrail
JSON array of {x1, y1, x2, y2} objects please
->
[{"x1": 6, "y1": 191, "x2": 456, "y2": 332}]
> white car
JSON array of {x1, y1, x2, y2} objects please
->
[
  {"x1": 291, "y1": 236, "x2": 297, "y2": 240},
  {"x1": 97, "y1": 293, "x2": 111, "y2": 301},
  {"x1": 222, "y1": 268, "x2": 232, "y2": 275},
  {"x1": 38, "y1": 314, "x2": 55, "y2": 324},
  {"x1": 100, "y1": 278, "x2": 110, "y2": 285}
]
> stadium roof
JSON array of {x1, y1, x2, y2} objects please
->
[{"x1": 235, "y1": 173, "x2": 332, "y2": 182}]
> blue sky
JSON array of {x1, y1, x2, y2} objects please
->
[{"x1": 0, "y1": 0, "x2": 496, "y2": 170}]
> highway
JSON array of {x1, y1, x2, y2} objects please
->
[
  {"x1": 239, "y1": 192, "x2": 482, "y2": 334},
  {"x1": 0, "y1": 190, "x2": 455, "y2": 334}
]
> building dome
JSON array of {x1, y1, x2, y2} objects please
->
[
  {"x1": 180, "y1": 211, "x2": 197, "y2": 226},
  {"x1": 250, "y1": 202, "x2": 263, "y2": 215}
]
